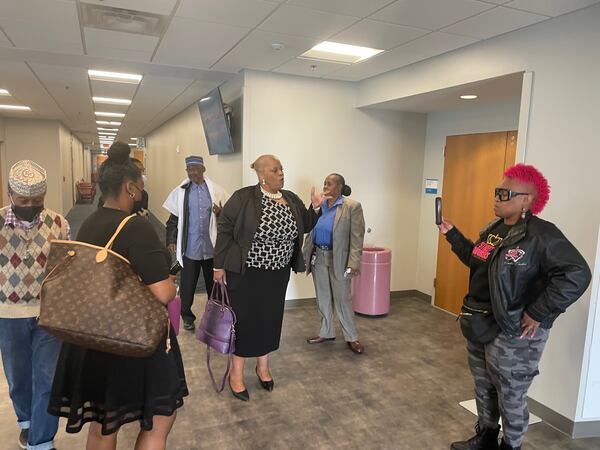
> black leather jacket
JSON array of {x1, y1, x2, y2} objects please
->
[
  {"x1": 165, "y1": 182, "x2": 191, "y2": 253},
  {"x1": 446, "y1": 214, "x2": 591, "y2": 336},
  {"x1": 214, "y1": 185, "x2": 320, "y2": 274}
]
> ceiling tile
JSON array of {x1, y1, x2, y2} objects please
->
[
  {"x1": 212, "y1": 30, "x2": 318, "y2": 72},
  {"x1": 118, "y1": 75, "x2": 194, "y2": 136},
  {"x1": 442, "y1": 6, "x2": 548, "y2": 39},
  {"x1": 29, "y1": 63, "x2": 96, "y2": 133},
  {"x1": 371, "y1": 0, "x2": 495, "y2": 30},
  {"x1": 139, "y1": 80, "x2": 220, "y2": 136},
  {"x1": 331, "y1": 19, "x2": 429, "y2": 50},
  {"x1": 326, "y1": 32, "x2": 479, "y2": 81},
  {"x1": 153, "y1": 17, "x2": 250, "y2": 68},
  {"x1": 0, "y1": 60, "x2": 67, "y2": 120},
  {"x1": 90, "y1": 80, "x2": 139, "y2": 99},
  {"x1": 81, "y1": 0, "x2": 178, "y2": 16},
  {"x1": 504, "y1": 0, "x2": 600, "y2": 17},
  {"x1": 176, "y1": 0, "x2": 279, "y2": 28},
  {"x1": 286, "y1": 0, "x2": 395, "y2": 18},
  {"x1": 0, "y1": 28, "x2": 13, "y2": 47},
  {"x1": 258, "y1": 5, "x2": 359, "y2": 39},
  {"x1": 84, "y1": 28, "x2": 159, "y2": 62},
  {"x1": 274, "y1": 58, "x2": 345, "y2": 78},
  {"x1": 0, "y1": 0, "x2": 83, "y2": 54}
]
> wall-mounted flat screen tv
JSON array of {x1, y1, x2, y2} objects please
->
[{"x1": 197, "y1": 87, "x2": 234, "y2": 155}]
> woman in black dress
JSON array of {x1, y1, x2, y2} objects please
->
[
  {"x1": 213, "y1": 154, "x2": 323, "y2": 401},
  {"x1": 49, "y1": 142, "x2": 188, "y2": 449}
]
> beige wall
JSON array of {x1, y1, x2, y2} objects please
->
[
  {"x1": 357, "y1": 4, "x2": 600, "y2": 424},
  {"x1": 1, "y1": 118, "x2": 63, "y2": 213},
  {"x1": 145, "y1": 75, "x2": 244, "y2": 224},
  {"x1": 243, "y1": 70, "x2": 427, "y2": 300}
]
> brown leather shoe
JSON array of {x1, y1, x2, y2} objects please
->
[
  {"x1": 306, "y1": 336, "x2": 335, "y2": 344},
  {"x1": 347, "y1": 340, "x2": 364, "y2": 354}
]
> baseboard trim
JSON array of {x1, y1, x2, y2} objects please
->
[
  {"x1": 527, "y1": 397, "x2": 600, "y2": 438},
  {"x1": 284, "y1": 290, "x2": 431, "y2": 309}
]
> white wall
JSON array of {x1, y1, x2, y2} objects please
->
[
  {"x1": 416, "y1": 100, "x2": 521, "y2": 296},
  {"x1": 145, "y1": 75, "x2": 244, "y2": 224},
  {"x1": 243, "y1": 70, "x2": 427, "y2": 300},
  {"x1": 59, "y1": 124, "x2": 74, "y2": 213},
  {"x1": 357, "y1": 4, "x2": 600, "y2": 423}
]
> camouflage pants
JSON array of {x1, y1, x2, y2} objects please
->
[{"x1": 466, "y1": 329, "x2": 549, "y2": 447}]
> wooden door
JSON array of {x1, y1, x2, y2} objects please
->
[{"x1": 434, "y1": 131, "x2": 517, "y2": 315}]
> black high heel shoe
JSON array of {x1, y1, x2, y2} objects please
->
[
  {"x1": 256, "y1": 366, "x2": 274, "y2": 392},
  {"x1": 229, "y1": 379, "x2": 249, "y2": 402}
]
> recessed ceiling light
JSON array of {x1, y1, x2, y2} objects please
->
[
  {"x1": 88, "y1": 69, "x2": 142, "y2": 84},
  {"x1": 130, "y1": 138, "x2": 137, "y2": 141},
  {"x1": 93, "y1": 96, "x2": 132, "y2": 105},
  {"x1": 96, "y1": 120, "x2": 122, "y2": 125},
  {"x1": 460, "y1": 94, "x2": 478, "y2": 100},
  {"x1": 0, "y1": 89, "x2": 10, "y2": 96},
  {"x1": 99, "y1": 132, "x2": 117, "y2": 136},
  {"x1": 128, "y1": 143, "x2": 136, "y2": 146},
  {"x1": 300, "y1": 41, "x2": 383, "y2": 64},
  {"x1": 0, "y1": 104, "x2": 31, "y2": 111},
  {"x1": 97, "y1": 127, "x2": 119, "y2": 131},
  {"x1": 95, "y1": 111, "x2": 126, "y2": 118}
]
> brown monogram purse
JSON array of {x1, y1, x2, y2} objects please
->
[{"x1": 39, "y1": 215, "x2": 169, "y2": 357}]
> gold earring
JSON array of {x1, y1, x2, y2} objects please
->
[{"x1": 129, "y1": 192, "x2": 135, "y2": 199}]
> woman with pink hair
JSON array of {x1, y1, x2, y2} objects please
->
[{"x1": 438, "y1": 164, "x2": 591, "y2": 450}]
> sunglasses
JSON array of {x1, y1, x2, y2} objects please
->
[{"x1": 495, "y1": 187, "x2": 530, "y2": 202}]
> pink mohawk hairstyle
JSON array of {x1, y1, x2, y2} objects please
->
[{"x1": 503, "y1": 163, "x2": 550, "y2": 215}]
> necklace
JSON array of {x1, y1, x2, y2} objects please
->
[{"x1": 260, "y1": 186, "x2": 283, "y2": 200}]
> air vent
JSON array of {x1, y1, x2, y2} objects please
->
[{"x1": 80, "y1": 3, "x2": 169, "y2": 37}]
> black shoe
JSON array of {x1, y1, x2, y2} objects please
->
[
  {"x1": 451, "y1": 422, "x2": 500, "y2": 450},
  {"x1": 256, "y1": 366, "x2": 274, "y2": 392},
  {"x1": 183, "y1": 320, "x2": 195, "y2": 331},
  {"x1": 500, "y1": 439, "x2": 520, "y2": 450},
  {"x1": 229, "y1": 381, "x2": 249, "y2": 402},
  {"x1": 18, "y1": 429, "x2": 28, "y2": 449}
]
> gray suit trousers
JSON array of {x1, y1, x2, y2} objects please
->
[{"x1": 312, "y1": 248, "x2": 359, "y2": 342}]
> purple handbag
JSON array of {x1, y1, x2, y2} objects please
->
[
  {"x1": 167, "y1": 295, "x2": 181, "y2": 336},
  {"x1": 196, "y1": 283, "x2": 236, "y2": 392}
]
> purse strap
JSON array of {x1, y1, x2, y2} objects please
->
[
  {"x1": 209, "y1": 282, "x2": 232, "y2": 309},
  {"x1": 105, "y1": 214, "x2": 137, "y2": 250},
  {"x1": 95, "y1": 214, "x2": 136, "y2": 263},
  {"x1": 206, "y1": 328, "x2": 235, "y2": 392}
]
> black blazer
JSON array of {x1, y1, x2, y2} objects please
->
[{"x1": 214, "y1": 184, "x2": 319, "y2": 274}]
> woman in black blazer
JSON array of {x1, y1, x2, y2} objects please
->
[{"x1": 213, "y1": 154, "x2": 322, "y2": 401}]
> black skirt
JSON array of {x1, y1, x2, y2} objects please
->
[
  {"x1": 227, "y1": 266, "x2": 291, "y2": 357},
  {"x1": 48, "y1": 326, "x2": 188, "y2": 435}
]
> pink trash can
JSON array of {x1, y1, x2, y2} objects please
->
[{"x1": 352, "y1": 247, "x2": 392, "y2": 317}]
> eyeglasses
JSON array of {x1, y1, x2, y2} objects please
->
[{"x1": 495, "y1": 187, "x2": 530, "y2": 202}]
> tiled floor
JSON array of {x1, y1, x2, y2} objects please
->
[{"x1": 1, "y1": 296, "x2": 599, "y2": 449}]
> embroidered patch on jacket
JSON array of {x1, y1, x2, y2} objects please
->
[{"x1": 505, "y1": 247, "x2": 526, "y2": 264}]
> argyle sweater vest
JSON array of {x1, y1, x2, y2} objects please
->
[{"x1": 0, "y1": 207, "x2": 69, "y2": 318}]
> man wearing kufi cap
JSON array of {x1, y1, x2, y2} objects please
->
[
  {"x1": 0, "y1": 160, "x2": 71, "y2": 450},
  {"x1": 163, "y1": 155, "x2": 229, "y2": 331}
]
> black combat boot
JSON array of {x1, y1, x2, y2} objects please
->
[
  {"x1": 451, "y1": 422, "x2": 501, "y2": 450},
  {"x1": 499, "y1": 438, "x2": 521, "y2": 450}
]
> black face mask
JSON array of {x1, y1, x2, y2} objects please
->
[
  {"x1": 131, "y1": 200, "x2": 144, "y2": 215},
  {"x1": 12, "y1": 205, "x2": 44, "y2": 222}
]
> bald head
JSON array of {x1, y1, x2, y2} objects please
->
[
  {"x1": 252, "y1": 154, "x2": 284, "y2": 192},
  {"x1": 251, "y1": 154, "x2": 279, "y2": 175}
]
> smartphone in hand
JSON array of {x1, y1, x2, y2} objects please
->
[
  {"x1": 435, "y1": 197, "x2": 443, "y2": 225},
  {"x1": 169, "y1": 261, "x2": 182, "y2": 276}
]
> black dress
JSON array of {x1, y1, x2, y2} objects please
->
[
  {"x1": 227, "y1": 196, "x2": 298, "y2": 357},
  {"x1": 48, "y1": 207, "x2": 188, "y2": 435}
]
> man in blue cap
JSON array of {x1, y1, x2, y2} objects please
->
[{"x1": 163, "y1": 156, "x2": 229, "y2": 331}]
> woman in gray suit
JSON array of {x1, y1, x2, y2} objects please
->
[{"x1": 304, "y1": 174, "x2": 366, "y2": 354}]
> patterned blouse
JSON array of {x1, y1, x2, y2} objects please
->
[{"x1": 246, "y1": 195, "x2": 299, "y2": 270}]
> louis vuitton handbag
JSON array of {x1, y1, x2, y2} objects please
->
[{"x1": 39, "y1": 215, "x2": 169, "y2": 357}]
